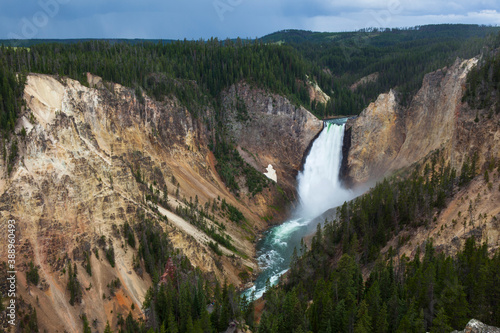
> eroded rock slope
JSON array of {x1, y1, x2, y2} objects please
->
[
  {"x1": 222, "y1": 82, "x2": 323, "y2": 204},
  {"x1": 0, "y1": 74, "x2": 321, "y2": 332},
  {"x1": 344, "y1": 57, "x2": 500, "y2": 257}
]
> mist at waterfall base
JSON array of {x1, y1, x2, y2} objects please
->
[{"x1": 244, "y1": 119, "x2": 356, "y2": 300}]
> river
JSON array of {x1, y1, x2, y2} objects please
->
[{"x1": 244, "y1": 118, "x2": 355, "y2": 299}]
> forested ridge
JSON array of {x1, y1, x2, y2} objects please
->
[
  {"x1": 259, "y1": 238, "x2": 500, "y2": 333},
  {"x1": 462, "y1": 44, "x2": 500, "y2": 112},
  {"x1": 1, "y1": 24, "x2": 498, "y2": 131},
  {"x1": 96, "y1": 209, "x2": 250, "y2": 333},
  {"x1": 263, "y1": 24, "x2": 500, "y2": 112}
]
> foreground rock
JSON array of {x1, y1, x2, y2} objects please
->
[{"x1": 452, "y1": 319, "x2": 500, "y2": 333}]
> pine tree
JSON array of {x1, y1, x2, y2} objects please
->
[
  {"x1": 186, "y1": 315, "x2": 195, "y2": 333},
  {"x1": 82, "y1": 314, "x2": 92, "y2": 333},
  {"x1": 200, "y1": 307, "x2": 213, "y2": 333},
  {"x1": 365, "y1": 280, "x2": 382, "y2": 328},
  {"x1": 430, "y1": 307, "x2": 452, "y2": 333},
  {"x1": 376, "y1": 303, "x2": 389, "y2": 333},
  {"x1": 67, "y1": 262, "x2": 81, "y2": 306},
  {"x1": 354, "y1": 300, "x2": 372, "y2": 333},
  {"x1": 104, "y1": 321, "x2": 113, "y2": 333},
  {"x1": 333, "y1": 300, "x2": 348, "y2": 333},
  {"x1": 219, "y1": 281, "x2": 231, "y2": 331},
  {"x1": 167, "y1": 311, "x2": 178, "y2": 333}
]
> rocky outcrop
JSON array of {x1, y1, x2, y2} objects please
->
[
  {"x1": 345, "y1": 57, "x2": 479, "y2": 187},
  {"x1": 344, "y1": 89, "x2": 404, "y2": 185},
  {"x1": 222, "y1": 82, "x2": 323, "y2": 202},
  {"x1": 350, "y1": 72, "x2": 379, "y2": 91},
  {"x1": 452, "y1": 319, "x2": 500, "y2": 333},
  {"x1": 307, "y1": 77, "x2": 330, "y2": 104}
]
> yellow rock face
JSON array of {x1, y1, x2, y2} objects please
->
[
  {"x1": 346, "y1": 58, "x2": 481, "y2": 187},
  {"x1": 0, "y1": 74, "x2": 321, "y2": 332},
  {"x1": 345, "y1": 57, "x2": 500, "y2": 259}
]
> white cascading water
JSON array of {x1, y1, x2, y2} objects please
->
[
  {"x1": 297, "y1": 121, "x2": 351, "y2": 218},
  {"x1": 244, "y1": 119, "x2": 353, "y2": 300}
]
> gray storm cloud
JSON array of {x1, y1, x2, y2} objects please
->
[{"x1": 0, "y1": 0, "x2": 498, "y2": 39}]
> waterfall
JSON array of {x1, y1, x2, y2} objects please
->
[
  {"x1": 244, "y1": 118, "x2": 353, "y2": 300},
  {"x1": 297, "y1": 121, "x2": 351, "y2": 218}
]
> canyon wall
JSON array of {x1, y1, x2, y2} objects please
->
[
  {"x1": 0, "y1": 74, "x2": 321, "y2": 332},
  {"x1": 345, "y1": 57, "x2": 481, "y2": 186},
  {"x1": 222, "y1": 82, "x2": 323, "y2": 204},
  {"x1": 344, "y1": 57, "x2": 500, "y2": 258}
]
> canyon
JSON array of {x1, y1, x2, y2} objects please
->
[{"x1": 0, "y1": 52, "x2": 499, "y2": 332}]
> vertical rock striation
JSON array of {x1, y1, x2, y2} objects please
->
[
  {"x1": 222, "y1": 82, "x2": 323, "y2": 202},
  {"x1": 345, "y1": 58, "x2": 480, "y2": 187},
  {"x1": 0, "y1": 74, "x2": 323, "y2": 332}
]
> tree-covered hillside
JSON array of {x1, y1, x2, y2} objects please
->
[
  {"x1": 256, "y1": 143, "x2": 500, "y2": 332},
  {"x1": 263, "y1": 24, "x2": 500, "y2": 113},
  {"x1": 259, "y1": 238, "x2": 500, "y2": 333},
  {"x1": 463, "y1": 42, "x2": 500, "y2": 112},
  {"x1": 1, "y1": 24, "x2": 498, "y2": 131},
  {"x1": 254, "y1": 50, "x2": 500, "y2": 330},
  {"x1": 261, "y1": 24, "x2": 500, "y2": 45}
]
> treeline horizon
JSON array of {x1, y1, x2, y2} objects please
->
[
  {"x1": 2, "y1": 23, "x2": 499, "y2": 45},
  {"x1": 1, "y1": 24, "x2": 499, "y2": 125}
]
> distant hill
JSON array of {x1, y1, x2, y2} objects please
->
[
  {"x1": 3, "y1": 24, "x2": 498, "y2": 48},
  {"x1": 260, "y1": 24, "x2": 500, "y2": 45},
  {"x1": 259, "y1": 24, "x2": 500, "y2": 116}
]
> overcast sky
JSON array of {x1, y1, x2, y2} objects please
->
[{"x1": 1, "y1": 0, "x2": 499, "y2": 40}]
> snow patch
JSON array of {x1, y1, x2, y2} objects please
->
[{"x1": 263, "y1": 164, "x2": 277, "y2": 182}]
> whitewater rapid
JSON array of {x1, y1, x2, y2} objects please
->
[{"x1": 244, "y1": 119, "x2": 354, "y2": 300}]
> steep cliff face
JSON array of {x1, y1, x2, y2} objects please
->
[
  {"x1": 344, "y1": 89, "x2": 404, "y2": 184},
  {"x1": 0, "y1": 74, "x2": 321, "y2": 332},
  {"x1": 394, "y1": 58, "x2": 479, "y2": 170},
  {"x1": 345, "y1": 57, "x2": 500, "y2": 257},
  {"x1": 345, "y1": 57, "x2": 480, "y2": 186},
  {"x1": 383, "y1": 85, "x2": 500, "y2": 259},
  {"x1": 222, "y1": 82, "x2": 323, "y2": 204}
]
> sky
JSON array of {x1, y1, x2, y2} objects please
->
[{"x1": 1, "y1": 0, "x2": 499, "y2": 40}]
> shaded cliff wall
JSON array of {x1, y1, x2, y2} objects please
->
[{"x1": 222, "y1": 82, "x2": 323, "y2": 206}]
